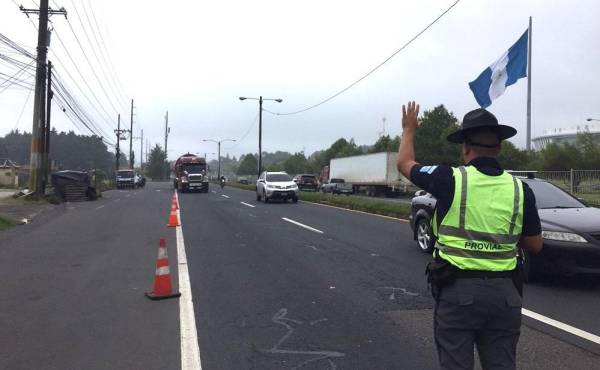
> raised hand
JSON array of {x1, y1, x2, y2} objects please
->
[{"x1": 402, "y1": 101, "x2": 420, "y2": 134}]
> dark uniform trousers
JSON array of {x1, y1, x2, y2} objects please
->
[{"x1": 434, "y1": 277, "x2": 522, "y2": 370}]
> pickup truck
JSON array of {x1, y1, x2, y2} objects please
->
[{"x1": 321, "y1": 178, "x2": 353, "y2": 195}]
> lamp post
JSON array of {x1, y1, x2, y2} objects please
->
[
  {"x1": 586, "y1": 118, "x2": 600, "y2": 122},
  {"x1": 203, "y1": 139, "x2": 235, "y2": 180},
  {"x1": 239, "y1": 96, "x2": 283, "y2": 177}
]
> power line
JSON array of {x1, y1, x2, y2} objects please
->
[
  {"x1": 13, "y1": 86, "x2": 34, "y2": 131},
  {"x1": 70, "y1": 0, "x2": 128, "y2": 113},
  {"x1": 51, "y1": 28, "x2": 116, "y2": 129},
  {"x1": 64, "y1": 16, "x2": 122, "y2": 115},
  {"x1": 85, "y1": 0, "x2": 129, "y2": 102},
  {"x1": 265, "y1": 0, "x2": 462, "y2": 116},
  {"x1": 223, "y1": 113, "x2": 259, "y2": 150}
]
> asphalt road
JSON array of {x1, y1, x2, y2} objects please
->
[
  {"x1": 2, "y1": 181, "x2": 600, "y2": 369},
  {"x1": 181, "y1": 185, "x2": 600, "y2": 369}
]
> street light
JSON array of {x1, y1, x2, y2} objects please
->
[
  {"x1": 239, "y1": 96, "x2": 283, "y2": 177},
  {"x1": 586, "y1": 118, "x2": 600, "y2": 122},
  {"x1": 202, "y1": 139, "x2": 235, "y2": 180}
]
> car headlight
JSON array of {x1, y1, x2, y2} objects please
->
[
  {"x1": 266, "y1": 185, "x2": 273, "y2": 189},
  {"x1": 542, "y1": 231, "x2": 587, "y2": 243}
]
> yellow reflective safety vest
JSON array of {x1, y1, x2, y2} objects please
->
[{"x1": 432, "y1": 166, "x2": 524, "y2": 271}]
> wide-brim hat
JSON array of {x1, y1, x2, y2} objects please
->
[{"x1": 446, "y1": 108, "x2": 517, "y2": 144}]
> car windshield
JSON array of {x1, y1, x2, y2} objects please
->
[
  {"x1": 523, "y1": 180, "x2": 586, "y2": 209},
  {"x1": 331, "y1": 178, "x2": 344, "y2": 183},
  {"x1": 182, "y1": 164, "x2": 205, "y2": 174},
  {"x1": 117, "y1": 171, "x2": 134, "y2": 178},
  {"x1": 301, "y1": 176, "x2": 315, "y2": 180},
  {"x1": 266, "y1": 174, "x2": 291, "y2": 182}
]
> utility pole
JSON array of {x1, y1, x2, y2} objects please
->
[
  {"x1": 129, "y1": 99, "x2": 134, "y2": 169},
  {"x1": 164, "y1": 111, "x2": 169, "y2": 180},
  {"x1": 114, "y1": 114, "x2": 130, "y2": 172},
  {"x1": 140, "y1": 129, "x2": 143, "y2": 172},
  {"x1": 238, "y1": 96, "x2": 282, "y2": 177},
  {"x1": 43, "y1": 60, "x2": 53, "y2": 187},
  {"x1": 115, "y1": 114, "x2": 121, "y2": 172},
  {"x1": 21, "y1": 1, "x2": 66, "y2": 195}
]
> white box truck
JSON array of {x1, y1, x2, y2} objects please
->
[{"x1": 329, "y1": 152, "x2": 411, "y2": 196}]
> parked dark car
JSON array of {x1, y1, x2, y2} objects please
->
[
  {"x1": 409, "y1": 176, "x2": 600, "y2": 281},
  {"x1": 293, "y1": 174, "x2": 318, "y2": 191}
]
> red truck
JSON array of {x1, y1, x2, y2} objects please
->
[{"x1": 173, "y1": 153, "x2": 209, "y2": 193}]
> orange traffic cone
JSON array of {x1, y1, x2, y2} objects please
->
[
  {"x1": 145, "y1": 238, "x2": 181, "y2": 300},
  {"x1": 172, "y1": 194, "x2": 179, "y2": 209},
  {"x1": 167, "y1": 206, "x2": 179, "y2": 227}
]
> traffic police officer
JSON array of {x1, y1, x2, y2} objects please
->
[{"x1": 397, "y1": 102, "x2": 543, "y2": 370}]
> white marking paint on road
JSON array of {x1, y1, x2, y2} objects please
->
[
  {"x1": 221, "y1": 194, "x2": 230, "y2": 199},
  {"x1": 95, "y1": 205, "x2": 105, "y2": 210},
  {"x1": 113, "y1": 198, "x2": 120, "y2": 203},
  {"x1": 240, "y1": 201, "x2": 255, "y2": 208},
  {"x1": 264, "y1": 308, "x2": 344, "y2": 369},
  {"x1": 522, "y1": 308, "x2": 600, "y2": 345},
  {"x1": 175, "y1": 191, "x2": 202, "y2": 370},
  {"x1": 155, "y1": 189, "x2": 161, "y2": 192},
  {"x1": 282, "y1": 217, "x2": 324, "y2": 234},
  {"x1": 211, "y1": 190, "x2": 216, "y2": 194}
]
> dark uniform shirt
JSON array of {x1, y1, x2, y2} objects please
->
[{"x1": 410, "y1": 157, "x2": 541, "y2": 237}]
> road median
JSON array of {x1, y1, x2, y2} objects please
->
[{"x1": 225, "y1": 182, "x2": 412, "y2": 219}]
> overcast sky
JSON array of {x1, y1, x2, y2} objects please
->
[{"x1": 1, "y1": 0, "x2": 599, "y2": 164}]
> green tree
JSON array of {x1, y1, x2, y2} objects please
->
[
  {"x1": 576, "y1": 132, "x2": 600, "y2": 169},
  {"x1": 237, "y1": 154, "x2": 258, "y2": 175},
  {"x1": 414, "y1": 105, "x2": 461, "y2": 166},
  {"x1": 147, "y1": 144, "x2": 166, "y2": 179},
  {"x1": 537, "y1": 142, "x2": 582, "y2": 171},
  {"x1": 497, "y1": 141, "x2": 530, "y2": 170},
  {"x1": 370, "y1": 135, "x2": 400, "y2": 153},
  {"x1": 283, "y1": 152, "x2": 308, "y2": 175}
]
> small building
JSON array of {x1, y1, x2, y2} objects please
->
[{"x1": 0, "y1": 158, "x2": 19, "y2": 188}]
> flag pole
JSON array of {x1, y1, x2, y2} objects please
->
[{"x1": 526, "y1": 16, "x2": 532, "y2": 150}]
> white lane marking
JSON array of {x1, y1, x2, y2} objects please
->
[
  {"x1": 113, "y1": 198, "x2": 120, "y2": 203},
  {"x1": 522, "y1": 308, "x2": 600, "y2": 345},
  {"x1": 221, "y1": 194, "x2": 230, "y2": 199},
  {"x1": 240, "y1": 202, "x2": 255, "y2": 208},
  {"x1": 175, "y1": 192, "x2": 202, "y2": 370},
  {"x1": 95, "y1": 205, "x2": 105, "y2": 210},
  {"x1": 211, "y1": 190, "x2": 216, "y2": 194},
  {"x1": 282, "y1": 217, "x2": 324, "y2": 234}
]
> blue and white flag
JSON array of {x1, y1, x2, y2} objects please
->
[{"x1": 469, "y1": 30, "x2": 528, "y2": 108}]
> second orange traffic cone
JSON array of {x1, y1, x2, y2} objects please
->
[{"x1": 167, "y1": 204, "x2": 179, "y2": 227}]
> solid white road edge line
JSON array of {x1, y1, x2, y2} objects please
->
[
  {"x1": 240, "y1": 202, "x2": 255, "y2": 208},
  {"x1": 282, "y1": 217, "x2": 324, "y2": 234},
  {"x1": 175, "y1": 192, "x2": 202, "y2": 370},
  {"x1": 221, "y1": 194, "x2": 230, "y2": 199},
  {"x1": 522, "y1": 308, "x2": 600, "y2": 345}
]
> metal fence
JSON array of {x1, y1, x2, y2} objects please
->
[{"x1": 509, "y1": 169, "x2": 600, "y2": 205}]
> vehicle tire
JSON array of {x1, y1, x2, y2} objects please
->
[
  {"x1": 257, "y1": 192, "x2": 262, "y2": 201},
  {"x1": 416, "y1": 218, "x2": 435, "y2": 253},
  {"x1": 321, "y1": 188, "x2": 326, "y2": 194},
  {"x1": 345, "y1": 193, "x2": 350, "y2": 196},
  {"x1": 263, "y1": 190, "x2": 269, "y2": 203},
  {"x1": 292, "y1": 197, "x2": 298, "y2": 203}
]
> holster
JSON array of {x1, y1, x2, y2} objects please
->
[
  {"x1": 512, "y1": 255, "x2": 524, "y2": 297},
  {"x1": 425, "y1": 260, "x2": 456, "y2": 300}
]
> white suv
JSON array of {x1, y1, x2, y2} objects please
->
[{"x1": 256, "y1": 171, "x2": 299, "y2": 203}]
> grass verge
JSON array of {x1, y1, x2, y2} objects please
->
[
  {"x1": 225, "y1": 182, "x2": 412, "y2": 219},
  {"x1": 0, "y1": 214, "x2": 17, "y2": 231}
]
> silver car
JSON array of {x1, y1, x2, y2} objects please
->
[{"x1": 256, "y1": 171, "x2": 299, "y2": 203}]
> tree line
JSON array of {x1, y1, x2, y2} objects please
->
[{"x1": 0, "y1": 129, "x2": 120, "y2": 175}]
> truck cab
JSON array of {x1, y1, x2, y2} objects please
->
[
  {"x1": 173, "y1": 154, "x2": 209, "y2": 193},
  {"x1": 116, "y1": 170, "x2": 136, "y2": 189}
]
